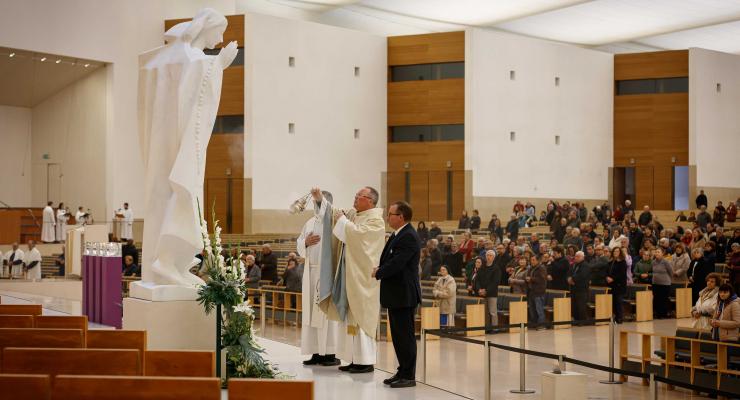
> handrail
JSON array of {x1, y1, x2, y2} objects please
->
[
  {"x1": 424, "y1": 319, "x2": 740, "y2": 399},
  {"x1": 26, "y1": 208, "x2": 40, "y2": 228}
]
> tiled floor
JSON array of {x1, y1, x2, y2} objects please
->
[{"x1": 1, "y1": 288, "x2": 719, "y2": 399}]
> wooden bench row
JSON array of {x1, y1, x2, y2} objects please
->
[
  {"x1": 0, "y1": 374, "x2": 313, "y2": 400},
  {"x1": 620, "y1": 328, "x2": 740, "y2": 395}
]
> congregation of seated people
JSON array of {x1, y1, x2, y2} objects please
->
[{"x1": 417, "y1": 196, "x2": 740, "y2": 342}]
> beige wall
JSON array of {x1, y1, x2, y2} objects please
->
[
  {"x1": 31, "y1": 66, "x2": 108, "y2": 216},
  {"x1": 0, "y1": 106, "x2": 32, "y2": 206}
]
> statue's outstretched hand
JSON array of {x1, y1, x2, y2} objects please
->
[{"x1": 219, "y1": 41, "x2": 238, "y2": 69}]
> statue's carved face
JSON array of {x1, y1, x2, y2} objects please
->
[{"x1": 200, "y1": 23, "x2": 226, "y2": 49}]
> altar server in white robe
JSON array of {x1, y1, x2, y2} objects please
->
[
  {"x1": 55, "y1": 203, "x2": 68, "y2": 243},
  {"x1": 23, "y1": 241, "x2": 42, "y2": 281},
  {"x1": 6, "y1": 243, "x2": 24, "y2": 279},
  {"x1": 326, "y1": 186, "x2": 385, "y2": 373},
  {"x1": 298, "y1": 190, "x2": 341, "y2": 366},
  {"x1": 121, "y1": 203, "x2": 134, "y2": 241},
  {"x1": 75, "y1": 207, "x2": 86, "y2": 226},
  {"x1": 41, "y1": 201, "x2": 56, "y2": 243}
]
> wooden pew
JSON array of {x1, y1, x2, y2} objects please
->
[
  {"x1": 0, "y1": 304, "x2": 42, "y2": 316},
  {"x1": 86, "y1": 330, "x2": 147, "y2": 354},
  {"x1": 229, "y1": 378, "x2": 313, "y2": 400},
  {"x1": 0, "y1": 373, "x2": 50, "y2": 400},
  {"x1": 34, "y1": 316, "x2": 88, "y2": 337},
  {"x1": 0, "y1": 329, "x2": 84, "y2": 354},
  {"x1": 420, "y1": 306, "x2": 440, "y2": 341},
  {"x1": 144, "y1": 350, "x2": 215, "y2": 377},
  {"x1": 674, "y1": 287, "x2": 692, "y2": 318},
  {"x1": 0, "y1": 315, "x2": 34, "y2": 328},
  {"x1": 466, "y1": 303, "x2": 486, "y2": 337},
  {"x1": 2, "y1": 348, "x2": 141, "y2": 378},
  {"x1": 52, "y1": 375, "x2": 221, "y2": 400}
]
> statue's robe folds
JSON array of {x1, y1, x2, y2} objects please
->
[{"x1": 138, "y1": 43, "x2": 224, "y2": 286}]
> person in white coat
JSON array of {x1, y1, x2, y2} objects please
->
[
  {"x1": 75, "y1": 206, "x2": 87, "y2": 226},
  {"x1": 23, "y1": 240, "x2": 42, "y2": 281},
  {"x1": 55, "y1": 203, "x2": 69, "y2": 243},
  {"x1": 41, "y1": 201, "x2": 56, "y2": 243},
  {"x1": 121, "y1": 203, "x2": 134, "y2": 241},
  {"x1": 297, "y1": 190, "x2": 340, "y2": 366},
  {"x1": 6, "y1": 243, "x2": 24, "y2": 279}
]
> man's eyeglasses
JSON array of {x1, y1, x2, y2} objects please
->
[
  {"x1": 355, "y1": 194, "x2": 373, "y2": 200},
  {"x1": 388, "y1": 212, "x2": 401, "y2": 216}
]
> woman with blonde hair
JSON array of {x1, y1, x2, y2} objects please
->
[
  {"x1": 509, "y1": 256, "x2": 529, "y2": 294},
  {"x1": 691, "y1": 273, "x2": 721, "y2": 330},
  {"x1": 671, "y1": 243, "x2": 690, "y2": 282},
  {"x1": 433, "y1": 266, "x2": 457, "y2": 326}
]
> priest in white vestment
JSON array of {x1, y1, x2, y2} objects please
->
[
  {"x1": 75, "y1": 207, "x2": 87, "y2": 226},
  {"x1": 297, "y1": 190, "x2": 340, "y2": 366},
  {"x1": 121, "y1": 203, "x2": 134, "y2": 241},
  {"x1": 326, "y1": 186, "x2": 385, "y2": 373},
  {"x1": 23, "y1": 241, "x2": 42, "y2": 281},
  {"x1": 55, "y1": 203, "x2": 68, "y2": 243},
  {"x1": 41, "y1": 201, "x2": 56, "y2": 243},
  {"x1": 5, "y1": 243, "x2": 24, "y2": 279}
]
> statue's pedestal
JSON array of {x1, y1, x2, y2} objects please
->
[
  {"x1": 129, "y1": 280, "x2": 200, "y2": 301},
  {"x1": 123, "y1": 296, "x2": 215, "y2": 350}
]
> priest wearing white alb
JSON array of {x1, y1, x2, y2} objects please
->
[
  {"x1": 325, "y1": 186, "x2": 385, "y2": 374},
  {"x1": 75, "y1": 206, "x2": 87, "y2": 226},
  {"x1": 23, "y1": 240, "x2": 42, "y2": 281},
  {"x1": 55, "y1": 203, "x2": 68, "y2": 243},
  {"x1": 297, "y1": 189, "x2": 340, "y2": 367},
  {"x1": 5, "y1": 243, "x2": 24, "y2": 279},
  {"x1": 121, "y1": 203, "x2": 134, "y2": 241},
  {"x1": 41, "y1": 201, "x2": 56, "y2": 243}
]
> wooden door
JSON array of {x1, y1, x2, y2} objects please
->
[
  {"x1": 652, "y1": 165, "x2": 673, "y2": 210},
  {"x1": 613, "y1": 167, "x2": 626, "y2": 210},
  {"x1": 409, "y1": 171, "x2": 429, "y2": 221},
  {"x1": 635, "y1": 166, "x2": 654, "y2": 210},
  {"x1": 428, "y1": 171, "x2": 447, "y2": 222}
]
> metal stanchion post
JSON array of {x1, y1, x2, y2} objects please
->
[
  {"x1": 510, "y1": 323, "x2": 535, "y2": 394},
  {"x1": 557, "y1": 355, "x2": 566, "y2": 372},
  {"x1": 260, "y1": 291, "x2": 266, "y2": 334},
  {"x1": 484, "y1": 339, "x2": 492, "y2": 400},
  {"x1": 649, "y1": 373, "x2": 658, "y2": 399},
  {"x1": 421, "y1": 328, "x2": 427, "y2": 383},
  {"x1": 600, "y1": 316, "x2": 622, "y2": 384}
]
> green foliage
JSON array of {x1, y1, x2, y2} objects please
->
[{"x1": 195, "y1": 201, "x2": 284, "y2": 381}]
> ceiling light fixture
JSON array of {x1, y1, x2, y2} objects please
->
[
  {"x1": 9, "y1": 52, "x2": 15, "y2": 58},
  {"x1": 84, "y1": 63, "x2": 89, "y2": 68},
  {"x1": 55, "y1": 59, "x2": 61, "y2": 64},
  {"x1": 40, "y1": 57, "x2": 47, "y2": 62}
]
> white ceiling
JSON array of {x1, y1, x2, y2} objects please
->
[
  {"x1": 0, "y1": 47, "x2": 102, "y2": 108},
  {"x1": 245, "y1": 0, "x2": 740, "y2": 54}
]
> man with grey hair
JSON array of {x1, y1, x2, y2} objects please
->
[
  {"x1": 474, "y1": 250, "x2": 501, "y2": 326},
  {"x1": 312, "y1": 185, "x2": 385, "y2": 373},
  {"x1": 298, "y1": 189, "x2": 340, "y2": 366},
  {"x1": 258, "y1": 243, "x2": 278, "y2": 283},
  {"x1": 568, "y1": 250, "x2": 590, "y2": 323}
]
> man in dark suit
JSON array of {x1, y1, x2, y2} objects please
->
[
  {"x1": 567, "y1": 251, "x2": 590, "y2": 324},
  {"x1": 373, "y1": 201, "x2": 421, "y2": 388}
]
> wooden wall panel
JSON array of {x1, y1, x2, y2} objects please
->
[
  {"x1": 205, "y1": 134, "x2": 244, "y2": 178},
  {"x1": 218, "y1": 66, "x2": 244, "y2": 116},
  {"x1": 428, "y1": 171, "x2": 447, "y2": 222},
  {"x1": 409, "y1": 172, "x2": 429, "y2": 221},
  {"x1": 205, "y1": 178, "x2": 242, "y2": 233},
  {"x1": 614, "y1": 50, "x2": 688, "y2": 80},
  {"x1": 388, "y1": 79, "x2": 464, "y2": 126},
  {"x1": 388, "y1": 31, "x2": 464, "y2": 66},
  {"x1": 387, "y1": 142, "x2": 464, "y2": 172},
  {"x1": 451, "y1": 171, "x2": 465, "y2": 221},
  {"x1": 635, "y1": 166, "x2": 654, "y2": 209},
  {"x1": 387, "y1": 172, "x2": 406, "y2": 207},
  {"x1": 653, "y1": 165, "x2": 673, "y2": 210},
  {"x1": 614, "y1": 93, "x2": 688, "y2": 167},
  {"x1": 164, "y1": 15, "x2": 245, "y2": 48}
]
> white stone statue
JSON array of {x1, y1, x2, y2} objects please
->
[{"x1": 132, "y1": 8, "x2": 237, "y2": 301}]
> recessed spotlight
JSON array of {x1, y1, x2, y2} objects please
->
[
  {"x1": 55, "y1": 59, "x2": 61, "y2": 64},
  {"x1": 9, "y1": 53, "x2": 15, "y2": 58},
  {"x1": 40, "y1": 57, "x2": 46, "y2": 62},
  {"x1": 84, "y1": 63, "x2": 90, "y2": 68}
]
